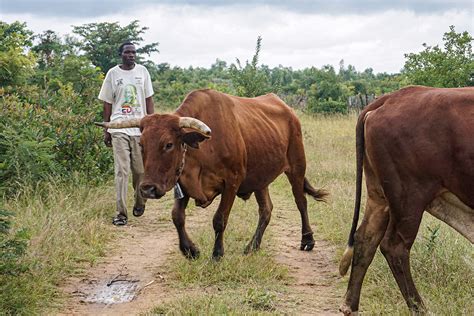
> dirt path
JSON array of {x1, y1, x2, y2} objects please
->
[{"x1": 59, "y1": 195, "x2": 342, "y2": 315}]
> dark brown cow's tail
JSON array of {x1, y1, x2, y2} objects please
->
[
  {"x1": 339, "y1": 110, "x2": 366, "y2": 276},
  {"x1": 303, "y1": 177, "x2": 328, "y2": 202}
]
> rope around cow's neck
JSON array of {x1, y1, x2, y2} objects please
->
[{"x1": 175, "y1": 143, "x2": 187, "y2": 182}]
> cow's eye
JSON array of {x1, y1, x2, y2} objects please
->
[{"x1": 165, "y1": 143, "x2": 173, "y2": 150}]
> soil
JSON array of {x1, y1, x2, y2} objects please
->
[{"x1": 58, "y1": 195, "x2": 342, "y2": 315}]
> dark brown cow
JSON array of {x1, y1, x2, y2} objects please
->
[
  {"x1": 97, "y1": 89, "x2": 327, "y2": 259},
  {"x1": 339, "y1": 86, "x2": 474, "y2": 314}
]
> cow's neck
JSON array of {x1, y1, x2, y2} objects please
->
[{"x1": 175, "y1": 144, "x2": 188, "y2": 182}]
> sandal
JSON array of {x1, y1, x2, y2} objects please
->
[
  {"x1": 112, "y1": 216, "x2": 127, "y2": 226},
  {"x1": 133, "y1": 206, "x2": 145, "y2": 217}
]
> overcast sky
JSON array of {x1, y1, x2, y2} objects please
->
[{"x1": 2, "y1": 0, "x2": 473, "y2": 73}]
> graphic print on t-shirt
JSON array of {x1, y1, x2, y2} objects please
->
[{"x1": 121, "y1": 84, "x2": 142, "y2": 115}]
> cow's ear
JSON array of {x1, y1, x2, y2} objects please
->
[{"x1": 182, "y1": 130, "x2": 210, "y2": 149}]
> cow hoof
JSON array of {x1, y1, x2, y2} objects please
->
[
  {"x1": 244, "y1": 239, "x2": 259, "y2": 254},
  {"x1": 212, "y1": 249, "x2": 224, "y2": 260},
  {"x1": 339, "y1": 304, "x2": 357, "y2": 315},
  {"x1": 300, "y1": 233, "x2": 315, "y2": 251},
  {"x1": 181, "y1": 245, "x2": 200, "y2": 260}
]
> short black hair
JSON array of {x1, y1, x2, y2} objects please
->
[{"x1": 118, "y1": 42, "x2": 135, "y2": 55}]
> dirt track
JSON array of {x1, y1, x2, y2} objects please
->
[{"x1": 59, "y1": 195, "x2": 342, "y2": 315}]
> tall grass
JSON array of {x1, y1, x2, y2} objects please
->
[{"x1": 1, "y1": 180, "x2": 115, "y2": 314}]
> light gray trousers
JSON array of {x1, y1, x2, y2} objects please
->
[{"x1": 111, "y1": 132, "x2": 146, "y2": 219}]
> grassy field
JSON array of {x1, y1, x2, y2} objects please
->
[{"x1": 1, "y1": 113, "x2": 472, "y2": 315}]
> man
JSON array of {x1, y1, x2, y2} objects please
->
[{"x1": 98, "y1": 42, "x2": 154, "y2": 226}]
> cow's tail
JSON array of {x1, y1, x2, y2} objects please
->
[
  {"x1": 303, "y1": 177, "x2": 328, "y2": 202},
  {"x1": 339, "y1": 111, "x2": 366, "y2": 276}
]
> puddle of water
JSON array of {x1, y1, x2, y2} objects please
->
[{"x1": 83, "y1": 280, "x2": 140, "y2": 304}]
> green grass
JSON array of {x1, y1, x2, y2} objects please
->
[
  {"x1": 1, "y1": 180, "x2": 116, "y2": 315},
  {"x1": 150, "y1": 197, "x2": 290, "y2": 315}
]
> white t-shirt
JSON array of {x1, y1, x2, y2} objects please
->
[{"x1": 98, "y1": 64, "x2": 154, "y2": 136}]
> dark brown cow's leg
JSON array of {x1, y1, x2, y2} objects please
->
[
  {"x1": 244, "y1": 187, "x2": 273, "y2": 254},
  {"x1": 285, "y1": 170, "x2": 315, "y2": 251},
  {"x1": 212, "y1": 185, "x2": 238, "y2": 259},
  {"x1": 380, "y1": 208, "x2": 425, "y2": 312},
  {"x1": 172, "y1": 195, "x2": 200, "y2": 259},
  {"x1": 341, "y1": 193, "x2": 389, "y2": 315}
]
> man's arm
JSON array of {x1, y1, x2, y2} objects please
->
[
  {"x1": 103, "y1": 101, "x2": 112, "y2": 147},
  {"x1": 145, "y1": 96, "x2": 154, "y2": 115}
]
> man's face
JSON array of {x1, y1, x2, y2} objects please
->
[{"x1": 121, "y1": 44, "x2": 136, "y2": 66}]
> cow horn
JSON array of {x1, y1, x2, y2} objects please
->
[
  {"x1": 179, "y1": 117, "x2": 211, "y2": 136},
  {"x1": 94, "y1": 118, "x2": 142, "y2": 129}
]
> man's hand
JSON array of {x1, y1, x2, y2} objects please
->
[{"x1": 104, "y1": 131, "x2": 112, "y2": 147}]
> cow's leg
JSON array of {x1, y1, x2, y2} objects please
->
[
  {"x1": 341, "y1": 193, "x2": 389, "y2": 315},
  {"x1": 244, "y1": 187, "x2": 273, "y2": 254},
  {"x1": 172, "y1": 195, "x2": 200, "y2": 259},
  {"x1": 285, "y1": 170, "x2": 315, "y2": 251},
  {"x1": 212, "y1": 185, "x2": 238, "y2": 259},
  {"x1": 379, "y1": 199, "x2": 426, "y2": 312}
]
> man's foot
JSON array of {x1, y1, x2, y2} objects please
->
[
  {"x1": 112, "y1": 216, "x2": 127, "y2": 226},
  {"x1": 133, "y1": 205, "x2": 145, "y2": 217}
]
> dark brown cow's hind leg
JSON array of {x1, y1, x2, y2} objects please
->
[
  {"x1": 212, "y1": 184, "x2": 238, "y2": 259},
  {"x1": 341, "y1": 190, "x2": 389, "y2": 315},
  {"x1": 379, "y1": 187, "x2": 432, "y2": 313},
  {"x1": 285, "y1": 169, "x2": 315, "y2": 251},
  {"x1": 244, "y1": 186, "x2": 273, "y2": 254},
  {"x1": 172, "y1": 195, "x2": 200, "y2": 259}
]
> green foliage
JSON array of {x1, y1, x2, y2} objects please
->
[
  {"x1": 0, "y1": 21, "x2": 33, "y2": 51},
  {"x1": 32, "y1": 30, "x2": 67, "y2": 69},
  {"x1": 0, "y1": 21, "x2": 36, "y2": 86},
  {"x1": 404, "y1": 25, "x2": 474, "y2": 87},
  {"x1": 230, "y1": 36, "x2": 272, "y2": 97},
  {"x1": 0, "y1": 209, "x2": 29, "y2": 275},
  {"x1": 308, "y1": 98, "x2": 348, "y2": 114},
  {"x1": 71, "y1": 20, "x2": 159, "y2": 72},
  {"x1": 0, "y1": 85, "x2": 113, "y2": 195},
  {"x1": 0, "y1": 208, "x2": 32, "y2": 315}
]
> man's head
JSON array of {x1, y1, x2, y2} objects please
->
[{"x1": 118, "y1": 42, "x2": 136, "y2": 67}]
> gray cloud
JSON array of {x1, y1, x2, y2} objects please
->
[{"x1": 1, "y1": 0, "x2": 472, "y2": 18}]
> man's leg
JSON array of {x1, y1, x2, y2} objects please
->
[
  {"x1": 130, "y1": 136, "x2": 146, "y2": 216},
  {"x1": 111, "y1": 133, "x2": 131, "y2": 223}
]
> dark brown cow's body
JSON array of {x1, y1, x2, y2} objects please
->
[
  {"x1": 99, "y1": 89, "x2": 326, "y2": 259},
  {"x1": 339, "y1": 86, "x2": 474, "y2": 314}
]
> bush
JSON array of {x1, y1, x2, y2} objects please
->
[
  {"x1": 307, "y1": 97, "x2": 348, "y2": 114},
  {"x1": 0, "y1": 84, "x2": 113, "y2": 195},
  {"x1": 0, "y1": 209, "x2": 33, "y2": 315}
]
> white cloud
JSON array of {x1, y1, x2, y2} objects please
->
[{"x1": 3, "y1": 4, "x2": 472, "y2": 73}]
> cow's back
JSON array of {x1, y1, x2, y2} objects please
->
[
  {"x1": 363, "y1": 86, "x2": 474, "y2": 207},
  {"x1": 176, "y1": 89, "x2": 299, "y2": 193}
]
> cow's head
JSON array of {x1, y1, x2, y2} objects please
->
[{"x1": 95, "y1": 114, "x2": 211, "y2": 199}]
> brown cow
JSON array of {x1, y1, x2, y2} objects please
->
[
  {"x1": 339, "y1": 86, "x2": 474, "y2": 314},
  {"x1": 97, "y1": 89, "x2": 327, "y2": 259}
]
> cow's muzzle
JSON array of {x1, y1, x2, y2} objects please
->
[{"x1": 140, "y1": 183, "x2": 165, "y2": 199}]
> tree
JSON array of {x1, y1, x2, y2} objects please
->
[
  {"x1": 71, "y1": 20, "x2": 159, "y2": 73},
  {"x1": 31, "y1": 30, "x2": 66, "y2": 69},
  {"x1": 0, "y1": 21, "x2": 35, "y2": 86},
  {"x1": 229, "y1": 36, "x2": 271, "y2": 97},
  {"x1": 403, "y1": 25, "x2": 473, "y2": 87}
]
